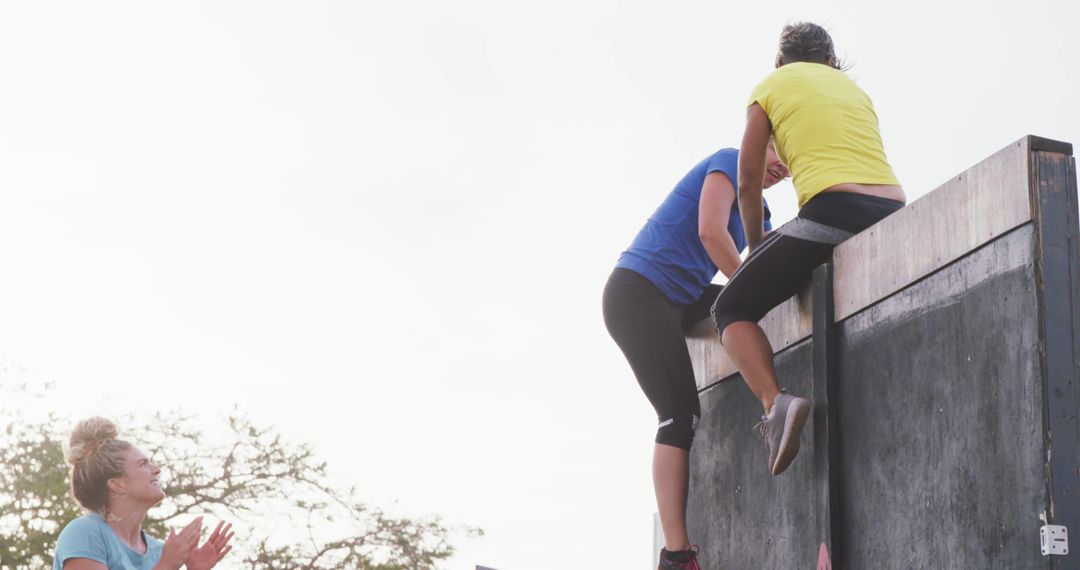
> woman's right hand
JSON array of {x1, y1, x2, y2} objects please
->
[{"x1": 154, "y1": 516, "x2": 202, "y2": 570}]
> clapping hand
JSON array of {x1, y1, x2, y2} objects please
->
[
  {"x1": 157, "y1": 517, "x2": 202, "y2": 570},
  {"x1": 185, "y1": 520, "x2": 235, "y2": 570}
]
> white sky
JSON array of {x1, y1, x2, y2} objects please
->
[{"x1": 0, "y1": 1, "x2": 1077, "y2": 568}]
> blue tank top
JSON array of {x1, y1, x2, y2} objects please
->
[
  {"x1": 615, "y1": 148, "x2": 772, "y2": 305},
  {"x1": 53, "y1": 513, "x2": 164, "y2": 570}
]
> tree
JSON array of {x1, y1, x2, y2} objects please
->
[{"x1": 0, "y1": 384, "x2": 479, "y2": 570}]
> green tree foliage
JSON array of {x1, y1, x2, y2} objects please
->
[{"x1": 0, "y1": 389, "x2": 478, "y2": 570}]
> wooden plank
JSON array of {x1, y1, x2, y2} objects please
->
[
  {"x1": 811, "y1": 263, "x2": 842, "y2": 570},
  {"x1": 1031, "y1": 149, "x2": 1080, "y2": 541},
  {"x1": 832, "y1": 136, "x2": 1035, "y2": 321},
  {"x1": 1029, "y1": 135, "x2": 1073, "y2": 155},
  {"x1": 686, "y1": 284, "x2": 812, "y2": 390}
]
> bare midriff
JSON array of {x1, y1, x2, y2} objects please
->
[{"x1": 821, "y1": 182, "x2": 906, "y2": 204}]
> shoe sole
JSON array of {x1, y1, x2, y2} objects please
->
[{"x1": 771, "y1": 397, "x2": 810, "y2": 475}]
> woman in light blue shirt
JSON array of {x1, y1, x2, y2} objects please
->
[{"x1": 52, "y1": 417, "x2": 234, "y2": 570}]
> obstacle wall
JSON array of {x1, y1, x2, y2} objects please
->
[{"x1": 684, "y1": 136, "x2": 1080, "y2": 569}]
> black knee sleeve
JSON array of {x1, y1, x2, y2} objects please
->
[{"x1": 655, "y1": 414, "x2": 699, "y2": 450}]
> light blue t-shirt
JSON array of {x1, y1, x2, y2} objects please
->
[
  {"x1": 615, "y1": 148, "x2": 772, "y2": 304},
  {"x1": 53, "y1": 513, "x2": 164, "y2": 570}
]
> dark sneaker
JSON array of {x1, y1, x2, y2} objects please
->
[
  {"x1": 755, "y1": 392, "x2": 811, "y2": 475},
  {"x1": 658, "y1": 545, "x2": 701, "y2": 570}
]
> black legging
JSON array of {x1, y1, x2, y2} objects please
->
[
  {"x1": 712, "y1": 192, "x2": 904, "y2": 335},
  {"x1": 603, "y1": 269, "x2": 720, "y2": 449}
]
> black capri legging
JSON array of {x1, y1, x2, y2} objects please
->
[
  {"x1": 602, "y1": 270, "x2": 721, "y2": 450},
  {"x1": 712, "y1": 192, "x2": 904, "y2": 336}
]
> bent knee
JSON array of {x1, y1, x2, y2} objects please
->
[
  {"x1": 655, "y1": 414, "x2": 699, "y2": 450},
  {"x1": 713, "y1": 310, "x2": 757, "y2": 341}
]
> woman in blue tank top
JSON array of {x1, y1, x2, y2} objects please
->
[
  {"x1": 603, "y1": 145, "x2": 789, "y2": 569},
  {"x1": 52, "y1": 417, "x2": 234, "y2": 570}
]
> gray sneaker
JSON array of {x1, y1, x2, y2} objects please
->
[{"x1": 754, "y1": 392, "x2": 811, "y2": 475}]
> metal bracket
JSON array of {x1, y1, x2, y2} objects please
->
[{"x1": 1041, "y1": 524, "x2": 1068, "y2": 556}]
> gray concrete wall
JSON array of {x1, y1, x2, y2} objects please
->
[
  {"x1": 687, "y1": 340, "x2": 818, "y2": 568},
  {"x1": 688, "y1": 228, "x2": 1045, "y2": 569},
  {"x1": 835, "y1": 225, "x2": 1045, "y2": 569}
]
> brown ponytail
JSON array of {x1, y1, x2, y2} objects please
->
[{"x1": 775, "y1": 22, "x2": 846, "y2": 70}]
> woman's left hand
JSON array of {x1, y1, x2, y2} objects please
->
[{"x1": 184, "y1": 520, "x2": 234, "y2": 570}]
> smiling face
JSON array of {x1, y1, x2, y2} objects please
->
[
  {"x1": 762, "y1": 142, "x2": 790, "y2": 189},
  {"x1": 109, "y1": 447, "x2": 165, "y2": 506}
]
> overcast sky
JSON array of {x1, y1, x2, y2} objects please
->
[{"x1": 0, "y1": 1, "x2": 1077, "y2": 568}]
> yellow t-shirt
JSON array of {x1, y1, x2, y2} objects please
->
[{"x1": 749, "y1": 62, "x2": 900, "y2": 207}]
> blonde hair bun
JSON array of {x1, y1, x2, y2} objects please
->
[{"x1": 68, "y1": 417, "x2": 119, "y2": 466}]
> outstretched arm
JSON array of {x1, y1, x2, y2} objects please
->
[{"x1": 738, "y1": 103, "x2": 771, "y2": 249}]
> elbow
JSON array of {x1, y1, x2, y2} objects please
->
[
  {"x1": 699, "y1": 226, "x2": 728, "y2": 247},
  {"x1": 698, "y1": 228, "x2": 718, "y2": 246}
]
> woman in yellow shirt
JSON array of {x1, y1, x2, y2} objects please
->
[{"x1": 712, "y1": 23, "x2": 906, "y2": 477}]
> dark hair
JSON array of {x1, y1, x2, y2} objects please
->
[{"x1": 775, "y1": 22, "x2": 845, "y2": 70}]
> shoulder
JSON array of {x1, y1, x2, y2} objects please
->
[
  {"x1": 55, "y1": 515, "x2": 109, "y2": 563},
  {"x1": 705, "y1": 148, "x2": 737, "y2": 167},
  {"x1": 752, "y1": 66, "x2": 793, "y2": 91},
  {"x1": 704, "y1": 149, "x2": 738, "y2": 178},
  {"x1": 57, "y1": 514, "x2": 107, "y2": 540},
  {"x1": 749, "y1": 67, "x2": 793, "y2": 110},
  {"x1": 708, "y1": 148, "x2": 738, "y2": 161}
]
